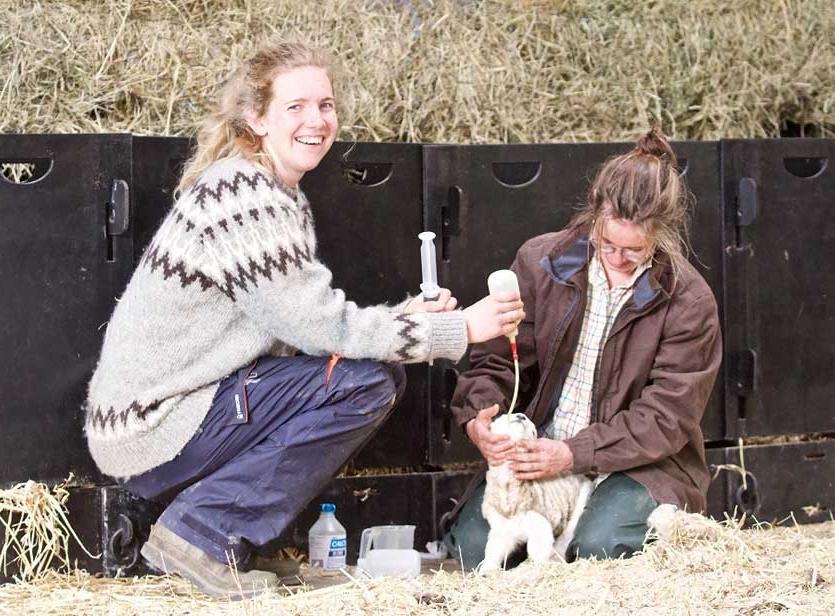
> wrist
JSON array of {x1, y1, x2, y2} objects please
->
[
  {"x1": 463, "y1": 311, "x2": 474, "y2": 343},
  {"x1": 559, "y1": 440, "x2": 574, "y2": 472},
  {"x1": 465, "y1": 418, "x2": 477, "y2": 440}
]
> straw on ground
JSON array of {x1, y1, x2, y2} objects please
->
[
  {"x1": 0, "y1": 519, "x2": 833, "y2": 615},
  {"x1": 0, "y1": 477, "x2": 97, "y2": 582}
]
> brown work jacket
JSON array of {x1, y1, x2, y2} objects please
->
[{"x1": 451, "y1": 227, "x2": 722, "y2": 511}]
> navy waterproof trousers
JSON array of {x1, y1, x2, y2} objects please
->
[{"x1": 124, "y1": 355, "x2": 405, "y2": 568}]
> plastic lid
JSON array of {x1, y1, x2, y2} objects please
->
[{"x1": 320, "y1": 503, "x2": 336, "y2": 513}]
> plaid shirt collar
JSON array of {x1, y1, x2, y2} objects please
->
[{"x1": 588, "y1": 255, "x2": 652, "y2": 293}]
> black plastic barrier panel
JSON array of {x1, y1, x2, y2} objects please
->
[
  {"x1": 4, "y1": 135, "x2": 834, "y2": 489},
  {"x1": 0, "y1": 135, "x2": 134, "y2": 486},
  {"x1": 722, "y1": 139, "x2": 835, "y2": 439},
  {"x1": 711, "y1": 439, "x2": 834, "y2": 524},
  {"x1": 704, "y1": 446, "x2": 729, "y2": 520},
  {"x1": 131, "y1": 137, "x2": 192, "y2": 261}
]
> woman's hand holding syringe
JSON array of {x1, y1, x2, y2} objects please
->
[
  {"x1": 413, "y1": 231, "x2": 524, "y2": 344},
  {"x1": 402, "y1": 288, "x2": 458, "y2": 314},
  {"x1": 402, "y1": 288, "x2": 524, "y2": 344}
]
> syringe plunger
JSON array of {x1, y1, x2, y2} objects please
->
[{"x1": 418, "y1": 231, "x2": 440, "y2": 301}]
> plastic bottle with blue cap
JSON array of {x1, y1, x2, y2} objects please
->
[{"x1": 308, "y1": 503, "x2": 347, "y2": 570}]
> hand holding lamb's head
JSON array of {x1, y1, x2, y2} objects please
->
[
  {"x1": 481, "y1": 412, "x2": 592, "y2": 572},
  {"x1": 490, "y1": 413, "x2": 537, "y2": 442}
]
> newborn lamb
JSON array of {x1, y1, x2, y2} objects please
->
[{"x1": 480, "y1": 413, "x2": 593, "y2": 572}]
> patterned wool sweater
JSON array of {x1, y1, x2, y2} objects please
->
[{"x1": 85, "y1": 156, "x2": 467, "y2": 478}]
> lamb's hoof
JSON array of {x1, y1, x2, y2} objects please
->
[
  {"x1": 648, "y1": 503, "x2": 679, "y2": 540},
  {"x1": 475, "y1": 561, "x2": 500, "y2": 575}
]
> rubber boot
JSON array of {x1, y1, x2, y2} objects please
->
[{"x1": 141, "y1": 523, "x2": 279, "y2": 599}]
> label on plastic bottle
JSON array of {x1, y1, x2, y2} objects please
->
[{"x1": 309, "y1": 534, "x2": 347, "y2": 570}]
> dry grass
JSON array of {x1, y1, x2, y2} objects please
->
[
  {"x1": 1, "y1": 478, "x2": 833, "y2": 613},
  {"x1": 0, "y1": 478, "x2": 96, "y2": 582},
  {"x1": 0, "y1": 518, "x2": 833, "y2": 615},
  {"x1": 1, "y1": 0, "x2": 833, "y2": 142}
]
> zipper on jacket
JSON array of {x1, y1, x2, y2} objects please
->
[
  {"x1": 529, "y1": 284, "x2": 581, "y2": 425},
  {"x1": 590, "y1": 302, "x2": 633, "y2": 424}
]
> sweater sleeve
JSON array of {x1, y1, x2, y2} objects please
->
[{"x1": 193, "y1": 175, "x2": 467, "y2": 364}]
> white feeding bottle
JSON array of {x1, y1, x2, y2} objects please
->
[
  {"x1": 487, "y1": 269, "x2": 520, "y2": 342},
  {"x1": 488, "y1": 269, "x2": 522, "y2": 414}
]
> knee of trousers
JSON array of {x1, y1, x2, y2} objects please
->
[
  {"x1": 567, "y1": 524, "x2": 646, "y2": 561},
  {"x1": 343, "y1": 360, "x2": 407, "y2": 420},
  {"x1": 388, "y1": 362, "x2": 407, "y2": 400}
]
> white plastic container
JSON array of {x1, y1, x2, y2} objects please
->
[
  {"x1": 356, "y1": 524, "x2": 420, "y2": 578},
  {"x1": 357, "y1": 548, "x2": 421, "y2": 578},
  {"x1": 359, "y1": 525, "x2": 415, "y2": 555},
  {"x1": 308, "y1": 503, "x2": 347, "y2": 570}
]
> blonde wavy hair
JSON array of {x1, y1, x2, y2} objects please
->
[
  {"x1": 177, "y1": 41, "x2": 335, "y2": 195},
  {"x1": 569, "y1": 124, "x2": 693, "y2": 279}
]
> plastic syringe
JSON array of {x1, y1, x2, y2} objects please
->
[{"x1": 418, "y1": 231, "x2": 440, "y2": 301}]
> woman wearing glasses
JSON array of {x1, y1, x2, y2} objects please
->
[{"x1": 445, "y1": 126, "x2": 723, "y2": 569}]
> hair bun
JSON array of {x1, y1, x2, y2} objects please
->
[{"x1": 636, "y1": 124, "x2": 677, "y2": 164}]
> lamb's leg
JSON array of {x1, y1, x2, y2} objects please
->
[
  {"x1": 553, "y1": 479, "x2": 594, "y2": 561},
  {"x1": 480, "y1": 518, "x2": 521, "y2": 573},
  {"x1": 523, "y1": 511, "x2": 555, "y2": 564}
]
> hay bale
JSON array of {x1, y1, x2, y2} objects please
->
[{"x1": 1, "y1": 0, "x2": 833, "y2": 142}]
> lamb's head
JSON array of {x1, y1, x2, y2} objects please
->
[
  {"x1": 490, "y1": 413, "x2": 536, "y2": 442},
  {"x1": 484, "y1": 413, "x2": 537, "y2": 493}
]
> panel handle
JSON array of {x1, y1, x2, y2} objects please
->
[
  {"x1": 731, "y1": 348, "x2": 757, "y2": 397},
  {"x1": 736, "y1": 177, "x2": 758, "y2": 227},
  {"x1": 105, "y1": 179, "x2": 129, "y2": 262},
  {"x1": 107, "y1": 179, "x2": 130, "y2": 236},
  {"x1": 440, "y1": 365, "x2": 460, "y2": 444}
]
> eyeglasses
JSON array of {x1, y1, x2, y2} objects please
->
[{"x1": 590, "y1": 238, "x2": 648, "y2": 264}]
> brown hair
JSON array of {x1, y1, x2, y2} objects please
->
[
  {"x1": 570, "y1": 124, "x2": 692, "y2": 277},
  {"x1": 177, "y1": 41, "x2": 336, "y2": 194}
]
